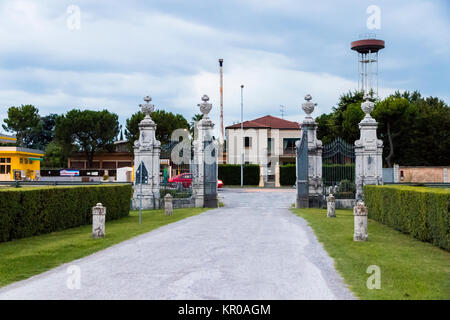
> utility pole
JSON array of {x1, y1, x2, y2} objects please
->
[
  {"x1": 219, "y1": 59, "x2": 224, "y2": 145},
  {"x1": 240, "y1": 84, "x2": 244, "y2": 188}
]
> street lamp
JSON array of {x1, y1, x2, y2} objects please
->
[{"x1": 240, "y1": 85, "x2": 244, "y2": 188}]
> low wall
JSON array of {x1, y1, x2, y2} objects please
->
[
  {"x1": 335, "y1": 199, "x2": 356, "y2": 209},
  {"x1": 159, "y1": 197, "x2": 195, "y2": 209},
  {"x1": 398, "y1": 166, "x2": 449, "y2": 183}
]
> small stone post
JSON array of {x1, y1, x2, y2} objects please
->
[
  {"x1": 326, "y1": 194, "x2": 336, "y2": 218},
  {"x1": 258, "y1": 165, "x2": 264, "y2": 187},
  {"x1": 164, "y1": 193, "x2": 173, "y2": 216},
  {"x1": 275, "y1": 162, "x2": 281, "y2": 187},
  {"x1": 92, "y1": 203, "x2": 106, "y2": 239},
  {"x1": 353, "y1": 201, "x2": 368, "y2": 241}
]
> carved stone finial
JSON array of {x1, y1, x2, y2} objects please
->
[
  {"x1": 302, "y1": 94, "x2": 317, "y2": 118},
  {"x1": 198, "y1": 95, "x2": 212, "y2": 118},
  {"x1": 361, "y1": 95, "x2": 375, "y2": 119},
  {"x1": 139, "y1": 96, "x2": 155, "y2": 117}
]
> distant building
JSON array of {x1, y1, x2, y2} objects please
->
[
  {"x1": 0, "y1": 146, "x2": 44, "y2": 181},
  {"x1": 67, "y1": 140, "x2": 133, "y2": 170},
  {"x1": 0, "y1": 133, "x2": 17, "y2": 145},
  {"x1": 226, "y1": 115, "x2": 301, "y2": 184}
]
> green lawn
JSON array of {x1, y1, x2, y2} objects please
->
[
  {"x1": 291, "y1": 208, "x2": 450, "y2": 300},
  {"x1": 0, "y1": 207, "x2": 207, "y2": 288}
]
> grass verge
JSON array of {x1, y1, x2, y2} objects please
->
[
  {"x1": 291, "y1": 208, "x2": 450, "y2": 300},
  {"x1": 0, "y1": 207, "x2": 207, "y2": 288}
]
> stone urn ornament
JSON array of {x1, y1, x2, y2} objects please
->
[
  {"x1": 302, "y1": 94, "x2": 317, "y2": 121},
  {"x1": 198, "y1": 95, "x2": 212, "y2": 119},
  {"x1": 361, "y1": 94, "x2": 375, "y2": 121},
  {"x1": 140, "y1": 96, "x2": 155, "y2": 117}
]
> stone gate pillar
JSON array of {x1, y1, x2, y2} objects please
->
[
  {"x1": 355, "y1": 95, "x2": 383, "y2": 200},
  {"x1": 193, "y1": 95, "x2": 218, "y2": 208},
  {"x1": 301, "y1": 94, "x2": 323, "y2": 206},
  {"x1": 132, "y1": 96, "x2": 161, "y2": 210}
]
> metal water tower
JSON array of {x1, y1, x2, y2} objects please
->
[{"x1": 351, "y1": 35, "x2": 385, "y2": 96}]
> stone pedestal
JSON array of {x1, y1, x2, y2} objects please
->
[
  {"x1": 301, "y1": 95, "x2": 323, "y2": 205},
  {"x1": 275, "y1": 162, "x2": 281, "y2": 187},
  {"x1": 164, "y1": 194, "x2": 173, "y2": 216},
  {"x1": 132, "y1": 96, "x2": 161, "y2": 210},
  {"x1": 92, "y1": 203, "x2": 106, "y2": 239},
  {"x1": 355, "y1": 97, "x2": 383, "y2": 200},
  {"x1": 193, "y1": 95, "x2": 218, "y2": 208},
  {"x1": 353, "y1": 201, "x2": 368, "y2": 241},
  {"x1": 326, "y1": 194, "x2": 336, "y2": 218}
]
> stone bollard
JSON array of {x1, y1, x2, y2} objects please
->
[
  {"x1": 164, "y1": 193, "x2": 173, "y2": 216},
  {"x1": 92, "y1": 203, "x2": 106, "y2": 239},
  {"x1": 326, "y1": 194, "x2": 336, "y2": 218},
  {"x1": 353, "y1": 201, "x2": 368, "y2": 241}
]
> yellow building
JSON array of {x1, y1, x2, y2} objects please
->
[{"x1": 0, "y1": 147, "x2": 44, "y2": 181}]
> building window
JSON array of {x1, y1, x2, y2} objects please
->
[
  {"x1": 6, "y1": 158, "x2": 10, "y2": 163},
  {"x1": 20, "y1": 158, "x2": 23, "y2": 164},
  {"x1": 0, "y1": 165, "x2": 5, "y2": 174},
  {"x1": 244, "y1": 137, "x2": 251, "y2": 148},
  {"x1": 267, "y1": 138, "x2": 273, "y2": 154},
  {"x1": 24, "y1": 158, "x2": 28, "y2": 164},
  {"x1": 0, "y1": 158, "x2": 5, "y2": 163},
  {"x1": 6, "y1": 165, "x2": 11, "y2": 174},
  {"x1": 283, "y1": 138, "x2": 299, "y2": 154}
]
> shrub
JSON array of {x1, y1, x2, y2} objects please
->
[
  {"x1": 218, "y1": 164, "x2": 260, "y2": 185},
  {"x1": 280, "y1": 164, "x2": 296, "y2": 186},
  {"x1": 364, "y1": 185, "x2": 450, "y2": 251},
  {"x1": 0, "y1": 184, "x2": 132, "y2": 242}
]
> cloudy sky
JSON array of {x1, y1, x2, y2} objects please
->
[{"x1": 0, "y1": 0, "x2": 449, "y2": 137}]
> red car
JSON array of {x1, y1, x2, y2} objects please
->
[{"x1": 168, "y1": 173, "x2": 223, "y2": 188}]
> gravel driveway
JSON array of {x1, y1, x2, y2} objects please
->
[{"x1": 0, "y1": 188, "x2": 354, "y2": 300}]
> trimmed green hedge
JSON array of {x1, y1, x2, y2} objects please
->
[
  {"x1": 0, "y1": 184, "x2": 132, "y2": 242},
  {"x1": 218, "y1": 164, "x2": 260, "y2": 185},
  {"x1": 280, "y1": 164, "x2": 296, "y2": 186},
  {"x1": 364, "y1": 185, "x2": 450, "y2": 251}
]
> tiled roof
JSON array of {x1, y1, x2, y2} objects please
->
[{"x1": 226, "y1": 115, "x2": 300, "y2": 130}]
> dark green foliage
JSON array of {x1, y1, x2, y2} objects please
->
[
  {"x1": 218, "y1": 164, "x2": 260, "y2": 185},
  {"x1": 317, "y1": 90, "x2": 450, "y2": 167},
  {"x1": 365, "y1": 185, "x2": 450, "y2": 251},
  {"x1": 280, "y1": 164, "x2": 296, "y2": 186},
  {"x1": 125, "y1": 110, "x2": 190, "y2": 151},
  {"x1": 55, "y1": 109, "x2": 119, "y2": 167},
  {"x1": 2, "y1": 104, "x2": 40, "y2": 147},
  {"x1": 0, "y1": 185, "x2": 132, "y2": 242}
]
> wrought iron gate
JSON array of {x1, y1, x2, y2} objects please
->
[
  {"x1": 296, "y1": 130, "x2": 309, "y2": 208},
  {"x1": 204, "y1": 140, "x2": 218, "y2": 207},
  {"x1": 322, "y1": 137, "x2": 355, "y2": 199}
]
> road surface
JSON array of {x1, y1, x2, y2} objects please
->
[{"x1": 0, "y1": 188, "x2": 354, "y2": 300}]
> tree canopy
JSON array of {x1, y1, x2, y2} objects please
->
[
  {"x1": 125, "y1": 110, "x2": 190, "y2": 150},
  {"x1": 316, "y1": 90, "x2": 450, "y2": 167},
  {"x1": 2, "y1": 104, "x2": 40, "y2": 147},
  {"x1": 54, "y1": 109, "x2": 119, "y2": 167}
]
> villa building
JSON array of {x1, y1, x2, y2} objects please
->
[{"x1": 226, "y1": 115, "x2": 301, "y2": 184}]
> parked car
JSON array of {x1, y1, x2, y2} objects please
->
[{"x1": 168, "y1": 173, "x2": 223, "y2": 188}]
